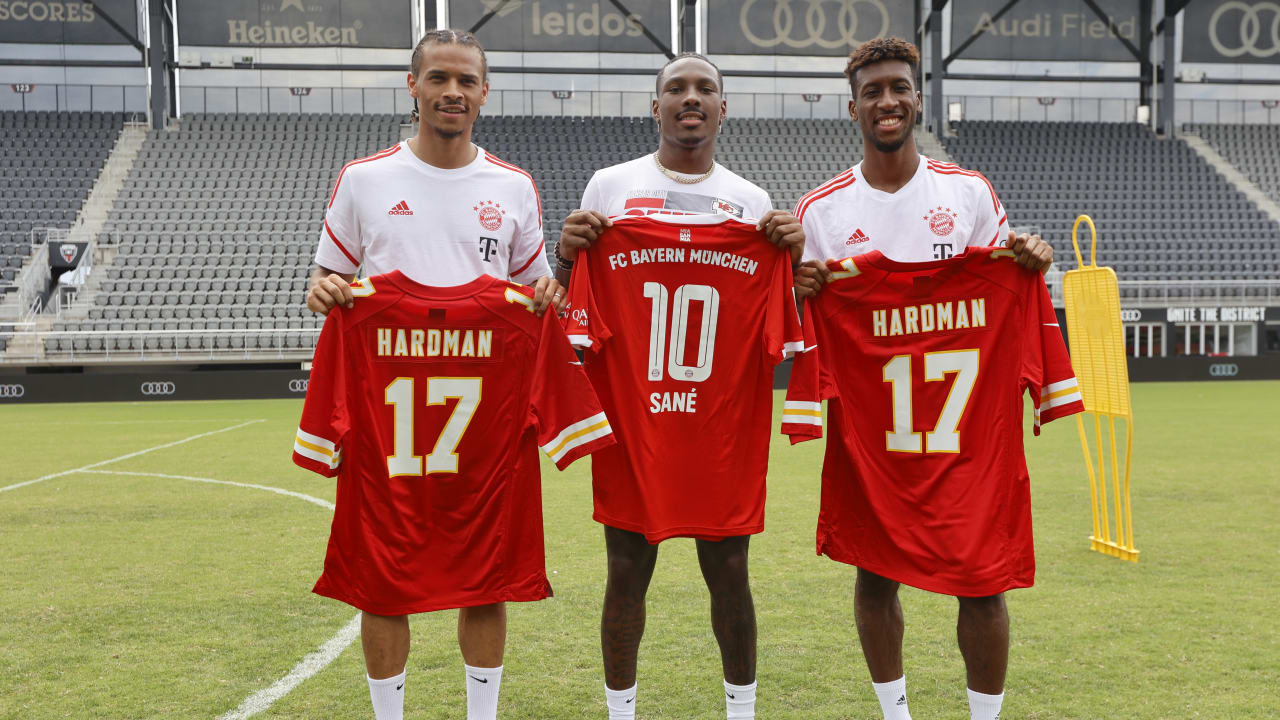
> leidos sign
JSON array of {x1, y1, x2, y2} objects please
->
[
  {"x1": 179, "y1": 0, "x2": 409, "y2": 48},
  {"x1": 452, "y1": 0, "x2": 669, "y2": 53}
]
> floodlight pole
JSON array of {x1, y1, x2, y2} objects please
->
[
  {"x1": 148, "y1": 0, "x2": 169, "y2": 130},
  {"x1": 1158, "y1": 0, "x2": 1177, "y2": 136},
  {"x1": 928, "y1": 0, "x2": 947, "y2": 135}
]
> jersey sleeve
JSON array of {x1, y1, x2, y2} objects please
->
[
  {"x1": 292, "y1": 311, "x2": 352, "y2": 476},
  {"x1": 579, "y1": 172, "x2": 605, "y2": 215},
  {"x1": 967, "y1": 171, "x2": 1010, "y2": 249},
  {"x1": 1021, "y1": 273, "x2": 1085, "y2": 434},
  {"x1": 781, "y1": 301, "x2": 824, "y2": 444},
  {"x1": 509, "y1": 178, "x2": 552, "y2": 284},
  {"x1": 316, "y1": 166, "x2": 363, "y2": 274},
  {"x1": 563, "y1": 247, "x2": 611, "y2": 352},
  {"x1": 532, "y1": 308, "x2": 616, "y2": 469},
  {"x1": 763, "y1": 251, "x2": 805, "y2": 363},
  {"x1": 796, "y1": 203, "x2": 825, "y2": 264}
]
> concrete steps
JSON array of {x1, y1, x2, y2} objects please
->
[{"x1": 1179, "y1": 129, "x2": 1280, "y2": 226}]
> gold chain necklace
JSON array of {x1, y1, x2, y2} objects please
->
[{"x1": 653, "y1": 153, "x2": 714, "y2": 185}]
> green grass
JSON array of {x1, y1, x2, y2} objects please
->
[{"x1": 1, "y1": 383, "x2": 1278, "y2": 719}]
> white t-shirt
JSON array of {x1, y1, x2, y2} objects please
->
[
  {"x1": 796, "y1": 155, "x2": 1010, "y2": 264},
  {"x1": 581, "y1": 154, "x2": 772, "y2": 222},
  {"x1": 317, "y1": 141, "x2": 551, "y2": 286}
]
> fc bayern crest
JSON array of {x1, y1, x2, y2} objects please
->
[
  {"x1": 923, "y1": 206, "x2": 957, "y2": 237},
  {"x1": 474, "y1": 200, "x2": 505, "y2": 231}
]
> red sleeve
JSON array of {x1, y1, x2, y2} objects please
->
[
  {"x1": 533, "y1": 307, "x2": 616, "y2": 469},
  {"x1": 762, "y1": 252, "x2": 806, "y2": 364},
  {"x1": 292, "y1": 310, "x2": 351, "y2": 476},
  {"x1": 781, "y1": 301, "x2": 824, "y2": 444},
  {"x1": 1021, "y1": 272, "x2": 1084, "y2": 435},
  {"x1": 563, "y1": 246, "x2": 610, "y2": 352}
]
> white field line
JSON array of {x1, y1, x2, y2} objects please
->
[
  {"x1": 79, "y1": 469, "x2": 355, "y2": 719},
  {"x1": 216, "y1": 612, "x2": 362, "y2": 720},
  {"x1": 0, "y1": 419, "x2": 266, "y2": 494},
  {"x1": 82, "y1": 470, "x2": 335, "y2": 510}
]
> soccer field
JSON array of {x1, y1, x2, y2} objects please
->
[{"x1": 1, "y1": 382, "x2": 1277, "y2": 719}]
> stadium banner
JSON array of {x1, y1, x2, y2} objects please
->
[
  {"x1": 177, "y1": 0, "x2": 411, "y2": 48},
  {"x1": 949, "y1": 0, "x2": 1139, "y2": 62},
  {"x1": 707, "y1": 0, "x2": 913, "y2": 56},
  {"x1": 1126, "y1": 356, "x2": 1280, "y2": 382},
  {"x1": 0, "y1": 0, "x2": 137, "y2": 44},
  {"x1": 450, "y1": 0, "x2": 671, "y2": 53},
  {"x1": 0, "y1": 369, "x2": 312, "y2": 404},
  {"x1": 48, "y1": 242, "x2": 87, "y2": 270},
  {"x1": 1183, "y1": 0, "x2": 1280, "y2": 64}
]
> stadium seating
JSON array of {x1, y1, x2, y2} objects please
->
[
  {"x1": 1188, "y1": 123, "x2": 1280, "y2": 206},
  {"x1": 48, "y1": 113, "x2": 404, "y2": 356},
  {"x1": 31, "y1": 112, "x2": 1280, "y2": 359},
  {"x1": 941, "y1": 121, "x2": 1280, "y2": 285},
  {"x1": 471, "y1": 115, "x2": 863, "y2": 227},
  {"x1": 0, "y1": 111, "x2": 122, "y2": 293}
]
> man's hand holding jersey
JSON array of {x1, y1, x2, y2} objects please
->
[
  {"x1": 558, "y1": 209, "x2": 613, "y2": 260},
  {"x1": 1007, "y1": 230, "x2": 1053, "y2": 272},
  {"x1": 756, "y1": 210, "x2": 805, "y2": 267}
]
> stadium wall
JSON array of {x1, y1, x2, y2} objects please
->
[{"x1": 1, "y1": 355, "x2": 1278, "y2": 405}]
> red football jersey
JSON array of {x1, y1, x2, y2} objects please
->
[
  {"x1": 566, "y1": 214, "x2": 804, "y2": 542},
  {"x1": 293, "y1": 272, "x2": 614, "y2": 615},
  {"x1": 784, "y1": 248, "x2": 1084, "y2": 597}
]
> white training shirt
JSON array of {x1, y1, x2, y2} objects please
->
[
  {"x1": 796, "y1": 154, "x2": 1010, "y2": 264},
  {"x1": 317, "y1": 141, "x2": 551, "y2": 286},
  {"x1": 581, "y1": 154, "x2": 772, "y2": 222}
]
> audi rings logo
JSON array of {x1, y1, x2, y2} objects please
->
[
  {"x1": 0, "y1": 384, "x2": 25, "y2": 399},
  {"x1": 1210, "y1": 2, "x2": 1280, "y2": 58},
  {"x1": 1120, "y1": 309, "x2": 1142, "y2": 322},
  {"x1": 1209, "y1": 363, "x2": 1240, "y2": 377},
  {"x1": 140, "y1": 381, "x2": 176, "y2": 396},
  {"x1": 740, "y1": 0, "x2": 890, "y2": 50},
  {"x1": 289, "y1": 379, "x2": 310, "y2": 393}
]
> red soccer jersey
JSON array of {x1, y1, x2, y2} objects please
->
[
  {"x1": 784, "y1": 248, "x2": 1084, "y2": 597},
  {"x1": 293, "y1": 272, "x2": 614, "y2": 615},
  {"x1": 565, "y1": 214, "x2": 804, "y2": 542}
]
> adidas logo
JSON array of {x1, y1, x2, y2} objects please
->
[
  {"x1": 388, "y1": 201, "x2": 413, "y2": 215},
  {"x1": 896, "y1": 694, "x2": 907, "y2": 706},
  {"x1": 846, "y1": 228, "x2": 870, "y2": 245}
]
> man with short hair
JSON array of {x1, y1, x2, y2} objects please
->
[
  {"x1": 304, "y1": 29, "x2": 566, "y2": 720},
  {"x1": 792, "y1": 37, "x2": 1054, "y2": 720},
  {"x1": 556, "y1": 53, "x2": 805, "y2": 720}
]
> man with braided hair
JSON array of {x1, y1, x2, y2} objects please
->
[{"x1": 305, "y1": 29, "x2": 565, "y2": 720}]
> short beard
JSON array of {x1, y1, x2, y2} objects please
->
[
  {"x1": 870, "y1": 122, "x2": 913, "y2": 154},
  {"x1": 430, "y1": 124, "x2": 465, "y2": 140}
]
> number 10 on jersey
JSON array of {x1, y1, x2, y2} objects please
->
[{"x1": 642, "y1": 282, "x2": 720, "y2": 382}]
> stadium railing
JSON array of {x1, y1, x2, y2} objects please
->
[
  {"x1": 1, "y1": 328, "x2": 321, "y2": 365},
  {"x1": 0, "y1": 84, "x2": 147, "y2": 115}
]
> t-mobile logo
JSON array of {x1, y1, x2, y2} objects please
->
[{"x1": 479, "y1": 236, "x2": 499, "y2": 262}]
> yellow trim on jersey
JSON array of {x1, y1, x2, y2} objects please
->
[
  {"x1": 349, "y1": 277, "x2": 376, "y2": 297},
  {"x1": 295, "y1": 436, "x2": 333, "y2": 458},
  {"x1": 990, "y1": 249, "x2": 1016, "y2": 260},
  {"x1": 541, "y1": 413, "x2": 612, "y2": 461},
  {"x1": 504, "y1": 287, "x2": 536, "y2": 313},
  {"x1": 830, "y1": 257, "x2": 861, "y2": 280}
]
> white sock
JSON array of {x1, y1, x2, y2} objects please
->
[
  {"x1": 465, "y1": 664, "x2": 503, "y2": 720},
  {"x1": 367, "y1": 671, "x2": 405, "y2": 720},
  {"x1": 872, "y1": 676, "x2": 912, "y2": 720},
  {"x1": 605, "y1": 683, "x2": 637, "y2": 720},
  {"x1": 724, "y1": 679, "x2": 757, "y2": 719},
  {"x1": 967, "y1": 687, "x2": 1005, "y2": 720}
]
